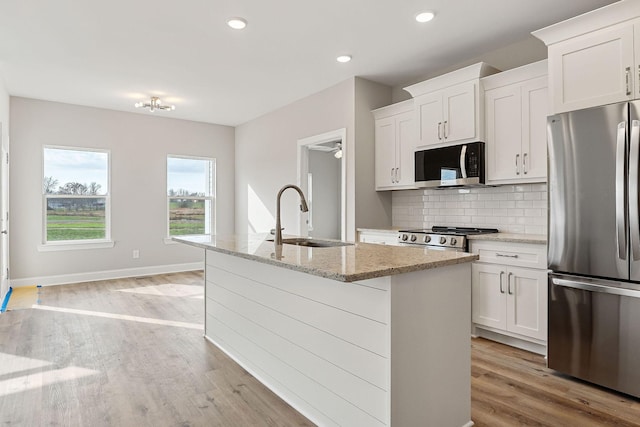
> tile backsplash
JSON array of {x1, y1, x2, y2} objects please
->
[{"x1": 392, "y1": 183, "x2": 548, "y2": 235}]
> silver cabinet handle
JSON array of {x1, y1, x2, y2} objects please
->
[
  {"x1": 395, "y1": 167, "x2": 400, "y2": 183},
  {"x1": 437, "y1": 122, "x2": 442, "y2": 140},
  {"x1": 523, "y1": 153, "x2": 528, "y2": 174},
  {"x1": 496, "y1": 253, "x2": 518, "y2": 259},
  {"x1": 443, "y1": 120, "x2": 448, "y2": 139},
  {"x1": 616, "y1": 121, "x2": 628, "y2": 261},
  {"x1": 515, "y1": 154, "x2": 520, "y2": 175},
  {"x1": 499, "y1": 271, "x2": 505, "y2": 294},
  {"x1": 626, "y1": 67, "x2": 632, "y2": 96},
  {"x1": 507, "y1": 272, "x2": 513, "y2": 295}
]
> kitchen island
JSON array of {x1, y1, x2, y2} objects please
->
[{"x1": 175, "y1": 234, "x2": 478, "y2": 427}]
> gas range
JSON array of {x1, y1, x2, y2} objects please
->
[{"x1": 397, "y1": 226, "x2": 499, "y2": 251}]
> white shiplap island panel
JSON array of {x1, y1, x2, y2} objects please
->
[{"x1": 176, "y1": 235, "x2": 476, "y2": 427}]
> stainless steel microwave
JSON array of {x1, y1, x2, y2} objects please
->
[{"x1": 414, "y1": 142, "x2": 486, "y2": 188}]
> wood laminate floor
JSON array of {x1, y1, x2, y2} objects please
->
[{"x1": 0, "y1": 271, "x2": 638, "y2": 426}]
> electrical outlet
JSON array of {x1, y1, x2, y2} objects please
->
[{"x1": 133, "y1": 250, "x2": 140, "y2": 259}]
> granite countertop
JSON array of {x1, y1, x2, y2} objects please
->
[
  {"x1": 173, "y1": 234, "x2": 478, "y2": 282},
  {"x1": 467, "y1": 233, "x2": 547, "y2": 244}
]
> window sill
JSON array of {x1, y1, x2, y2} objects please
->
[
  {"x1": 164, "y1": 238, "x2": 178, "y2": 245},
  {"x1": 37, "y1": 240, "x2": 115, "y2": 252}
]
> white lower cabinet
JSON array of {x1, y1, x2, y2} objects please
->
[
  {"x1": 357, "y1": 229, "x2": 399, "y2": 245},
  {"x1": 470, "y1": 240, "x2": 548, "y2": 353}
]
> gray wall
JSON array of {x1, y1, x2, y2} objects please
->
[
  {"x1": 235, "y1": 79, "x2": 354, "y2": 237},
  {"x1": 392, "y1": 36, "x2": 548, "y2": 102},
  {"x1": 9, "y1": 97, "x2": 235, "y2": 281},
  {"x1": 308, "y1": 149, "x2": 341, "y2": 239},
  {"x1": 234, "y1": 77, "x2": 392, "y2": 240}
]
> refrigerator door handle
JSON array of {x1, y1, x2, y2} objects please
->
[
  {"x1": 630, "y1": 120, "x2": 640, "y2": 260},
  {"x1": 552, "y1": 277, "x2": 640, "y2": 299},
  {"x1": 616, "y1": 121, "x2": 628, "y2": 261}
]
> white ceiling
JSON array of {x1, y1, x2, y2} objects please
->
[{"x1": 0, "y1": 0, "x2": 618, "y2": 127}]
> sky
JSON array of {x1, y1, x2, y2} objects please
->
[
  {"x1": 44, "y1": 148, "x2": 109, "y2": 194},
  {"x1": 43, "y1": 148, "x2": 215, "y2": 195}
]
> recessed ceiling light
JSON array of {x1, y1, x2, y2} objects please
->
[
  {"x1": 227, "y1": 17, "x2": 247, "y2": 30},
  {"x1": 336, "y1": 55, "x2": 352, "y2": 63},
  {"x1": 415, "y1": 11, "x2": 435, "y2": 23}
]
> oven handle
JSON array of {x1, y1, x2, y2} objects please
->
[{"x1": 552, "y1": 277, "x2": 640, "y2": 299}]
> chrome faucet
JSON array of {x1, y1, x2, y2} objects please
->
[{"x1": 274, "y1": 184, "x2": 309, "y2": 246}]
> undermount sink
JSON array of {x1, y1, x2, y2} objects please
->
[{"x1": 267, "y1": 237, "x2": 354, "y2": 248}]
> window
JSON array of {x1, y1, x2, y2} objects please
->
[
  {"x1": 167, "y1": 156, "x2": 215, "y2": 236},
  {"x1": 42, "y1": 147, "x2": 110, "y2": 245}
]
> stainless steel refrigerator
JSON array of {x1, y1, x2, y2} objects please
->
[{"x1": 547, "y1": 101, "x2": 640, "y2": 398}]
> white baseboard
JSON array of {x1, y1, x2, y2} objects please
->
[
  {"x1": 474, "y1": 327, "x2": 547, "y2": 356},
  {"x1": 10, "y1": 262, "x2": 204, "y2": 288}
]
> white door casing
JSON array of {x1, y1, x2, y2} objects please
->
[
  {"x1": 297, "y1": 128, "x2": 347, "y2": 241},
  {"x1": 0, "y1": 123, "x2": 9, "y2": 300}
]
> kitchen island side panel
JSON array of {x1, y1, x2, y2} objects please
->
[
  {"x1": 390, "y1": 263, "x2": 473, "y2": 427},
  {"x1": 204, "y1": 249, "x2": 391, "y2": 426}
]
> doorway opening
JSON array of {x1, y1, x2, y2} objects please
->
[{"x1": 297, "y1": 129, "x2": 346, "y2": 241}]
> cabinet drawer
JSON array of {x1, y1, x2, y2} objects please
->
[
  {"x1": 358, "y1": 230, "x2": 399, "y2": 246},
  {"x1": 470, "y1": 240, "x2": 547, "y2": 269}
]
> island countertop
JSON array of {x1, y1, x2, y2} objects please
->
[{"x1": 174, "y1": 234, "x2": 478, "y2": 282}]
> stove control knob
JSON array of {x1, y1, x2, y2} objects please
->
[
  {"x1": 424, "y1": 235, "x2": 431, "y2": 243},
  {"x1": 439, "y1": 237, "x2": 447, "y2": 244},
  {"x1": 450, "y1": 237, "x2": 457, "y2": 246},
  {"x1": 401, "y1": 234, "x2": 409, "y2": 241},
  {"x1": 410, "y1": 235, "x2": 417, "y2": 242}
]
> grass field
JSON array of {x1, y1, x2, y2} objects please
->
[
  {"x1": 46, "y1": 201, "x2": 210, "y2": 240},
  {"x1": 46, "y1": 213, "x2": 106, "y2": 241}
]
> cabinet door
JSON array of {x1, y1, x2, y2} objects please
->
[
  {"x1": 506, "y1": 267, "x2": 548, "y2": 341},
  {"x1": 414, "y1": 92, "x2": 443, "y2": 147},
  {"x1": 443, "y1": 81, "x2": 477, "y2": 143},
  {"x1": 548, "y1": 22, "x2": 634, "y2": 114},
  {"x1": 395, "y1": 110, "x2": 415, "y2": 187},
  {"x1": 375, "y1": 116, "x2": 396, "y2": 190},
  {"x1": 521, "y1": 77, "x2": 548, "y2": 180},
  {"x1": 472, "y1": 263, "x2": 507, "y2": 330},
  {"x1": 485, "y1": 84, "x2": 522, "y2": 182}
]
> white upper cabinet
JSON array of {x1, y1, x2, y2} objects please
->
[
  {"x1": 414, "y1": 81, "x2": 477, "y2": 146},
  {"x1": 483, "y1": 61, "x2": 548, "y2": 184},
  {"x1": 373, "y1": 100, "x2": 416, "y2": 190},
  {"x1": 549, "y1": 22, "x2": 633, "y2": 113},
  {"x1": 405, "y1": 63, "x2": 499, "y2": 148},
  {"x1": 533, "y1": 1, "x2": 640, "y2": 114}
]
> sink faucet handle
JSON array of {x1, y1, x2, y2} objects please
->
[{"x1": 270, "y1": 227, "x2": 284, "y2": 235}]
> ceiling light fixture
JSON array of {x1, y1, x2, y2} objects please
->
[
  {"x1": 333, "y1": 142, "x2": 343, "y2": 159},
  {"x1": 336, "y1": 55, "x2": 352, "y2": 63},
  {"x1": 134, "y1": 96, "x2": 175, "y2": 112},
  {"x1": 415, "y1": 11, "x2": 435, "y2": 23},
  {"x1": 227, "y1": 17, "x2": 247, "y2": 30}
]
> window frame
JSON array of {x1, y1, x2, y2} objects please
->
[
  {"x1": 166, "y1": 154, "x2": 216, "y2": 240},
  {"x1": 39, "y1": 145, "x2": 113, "y2": 251}
]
